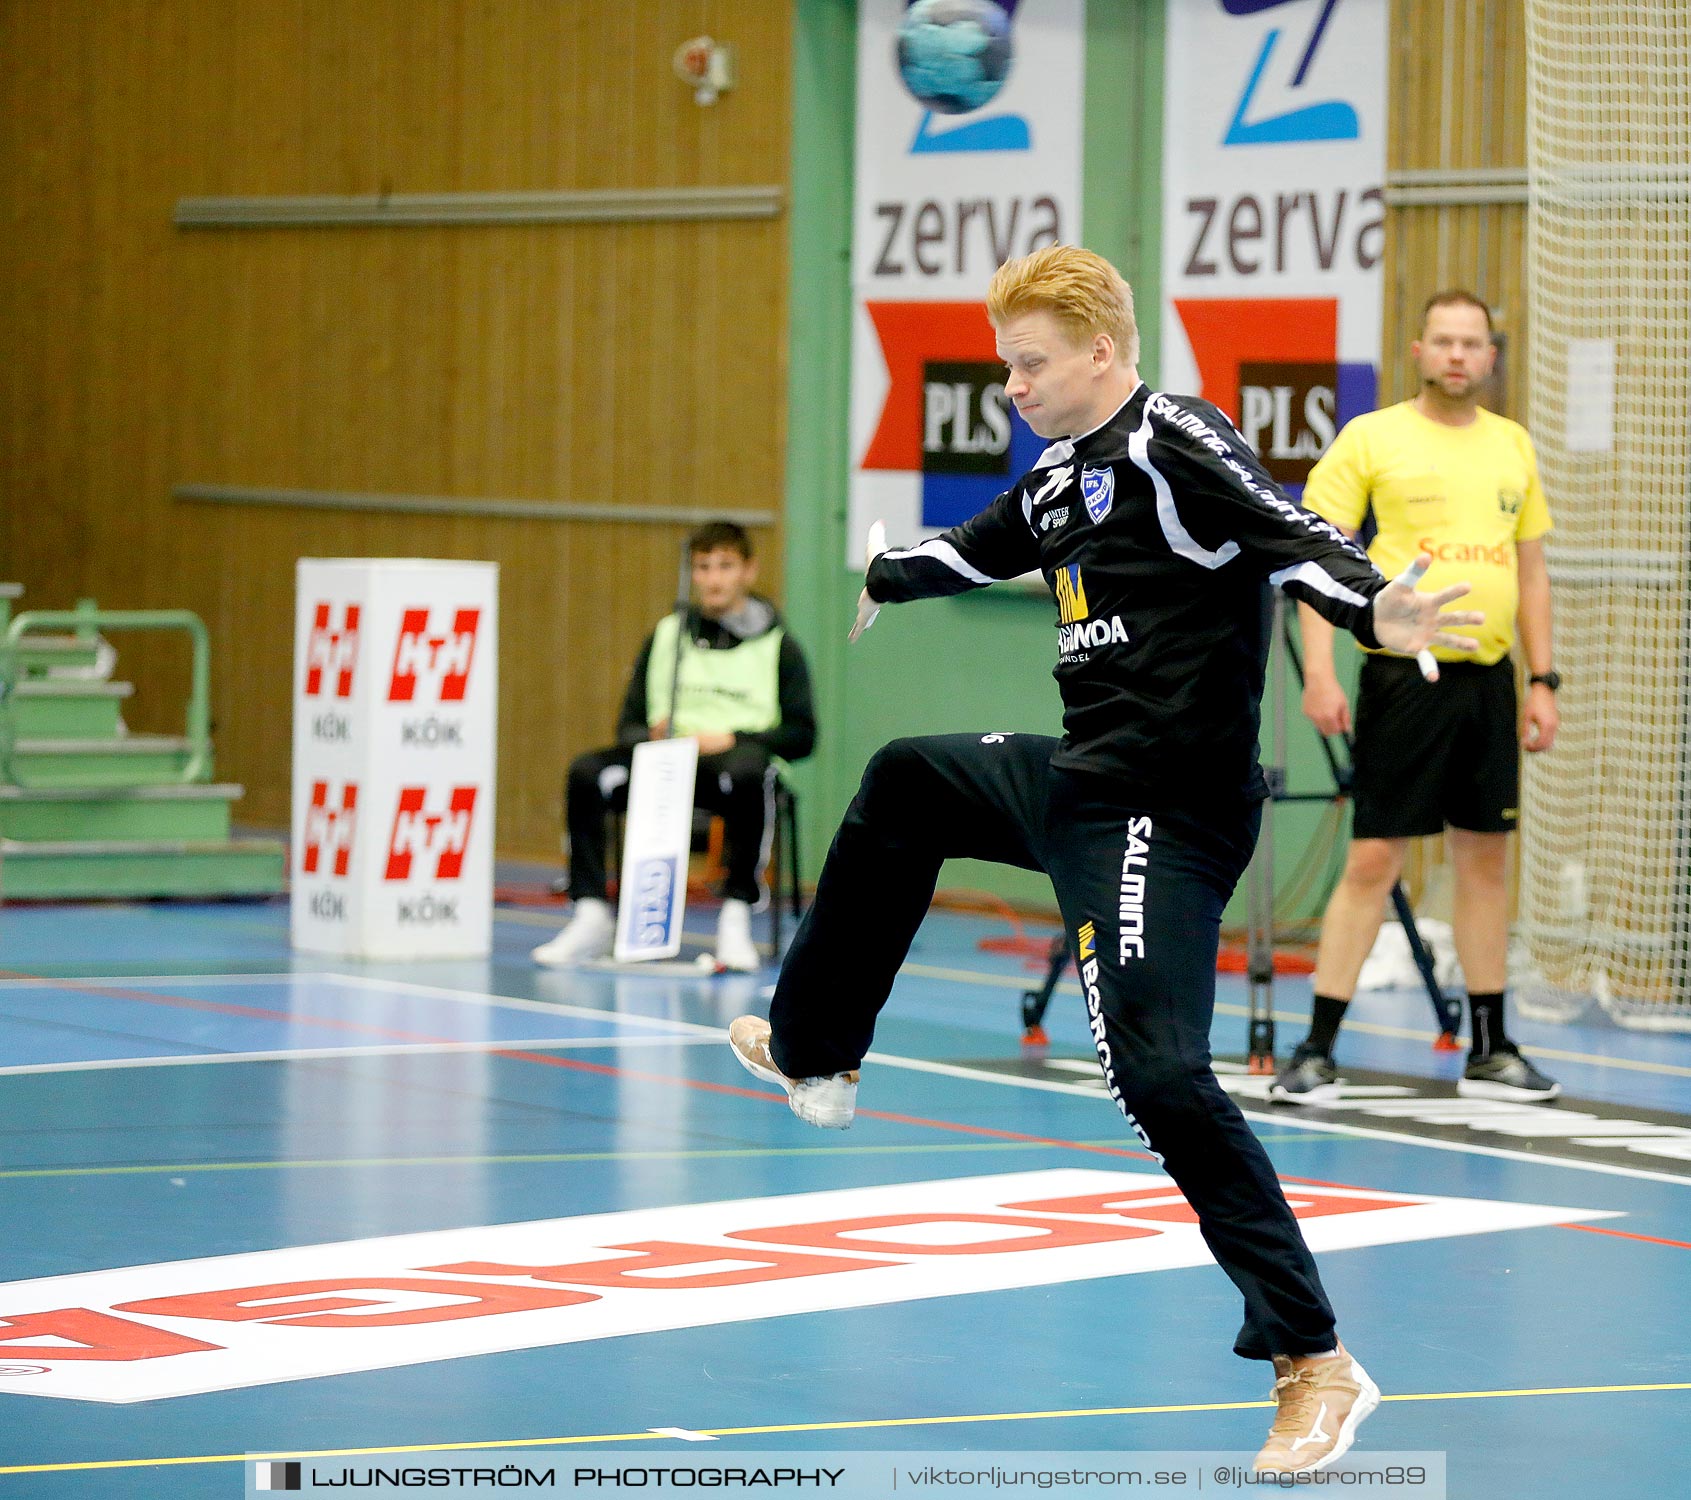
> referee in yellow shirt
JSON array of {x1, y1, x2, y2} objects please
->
[{"x1": 1273, "y1": 291, "x2": 1562, "y2": 1104}]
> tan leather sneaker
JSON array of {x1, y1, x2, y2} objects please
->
[
  {"x1": 1253, "y1": 1342, "x2": 1381, "y2": 1473},
  {"x1": 727, "y1": 1016, "x2": 859, "y2": 1129}
]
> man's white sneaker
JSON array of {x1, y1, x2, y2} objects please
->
[
  {"x1": 531, "y1": 897, "x2": 614, "y2": 966},
  {"x1": 715, "y1": 899, "x2": 761, "y2": 972},
  {"x1": 727, "y1": 1015, "x2": 858, "y2": 1129}
]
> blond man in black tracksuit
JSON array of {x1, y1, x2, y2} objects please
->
[{"x1": 730, "y1": 247, "x2": 1484, "y2": 1474}]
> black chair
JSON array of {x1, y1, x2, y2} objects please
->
[{"x1": 766, "y1": 777, "x2": 804, "y2": 957}]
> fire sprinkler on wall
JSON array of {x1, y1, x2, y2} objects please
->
[{"x1": 673, "y1": 35, "x2": 735, "y2": 106}]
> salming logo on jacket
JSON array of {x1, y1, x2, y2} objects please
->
[{"x1": 865, "y1": 383, "x2": 1389, "y2": 803}]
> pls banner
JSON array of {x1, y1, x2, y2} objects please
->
[{"x1": 847, "y1": 0, "x2": 1086, "y2": 563}]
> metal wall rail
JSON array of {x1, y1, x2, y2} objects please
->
[
  {"x1": 173, "y1": 185, "x2": 784, "y2": 229},
  {"x1": 172, "y1": 484, "x2": 777, "y2": 529},
  {"x1": 1384, "y1": 167, "x2": 1529, "y2": 207}
]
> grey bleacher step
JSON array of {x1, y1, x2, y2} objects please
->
[
  {"x1": 12, "y1": 735, "x2": 191, "y2": 754},
  {"x1": 6, "y1": 734, "x2": 208, "y2": 788},
  {"x1": 0, "y1": 834, "x2": 287, "y2": 899},
  {"x1": 9, "y1": 633, "x2": 100, "y2": 654},
  {"x1": 0, "y1": 782, "x2": 244, "y2": 840},
  {"x1": 6, "y1": 680, "x2": 133, "y2": 736},
  {"x1": 0, "y1": 782, "x2": 243, "y2": 802},
  {"x1": 0, "y1": 837, "x2": 270, "y2": 856},
  {"x1": 10, "y1": 680, "x2": 134, "y2": 700}
]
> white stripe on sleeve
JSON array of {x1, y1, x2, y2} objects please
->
[
  {"x1": 1268, "y1": 559, "x2": 1372, "y2": 608},
  {"x1": 881, "y1": 538, "x2": 999, "y2": 585},
  {"x1": 1128, "y1": 401, "x2": 1242, "y2": 570}
]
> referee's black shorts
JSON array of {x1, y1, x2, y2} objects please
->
[{"x1": 1350, "y1": 654, "x2": 1519, "y2": 840}]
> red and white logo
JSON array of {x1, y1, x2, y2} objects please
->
[
  {"x1": 304, "y1": 603, "x2": 361, "y2": 699},
  {"x1": 301, "y1": 781, "x2": 358, "y2": 877},
  {"x1": 385, "y1": 786, "x2": 478, "y2": 881},
  {"x1": 0, "y1": 1170, "x2": 1615, "y2": 1403},
  {"x1": 387, "y1": 608, "x2": 480, "y2": 703}
]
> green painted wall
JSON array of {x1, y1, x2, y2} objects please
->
[{"x1": 782, "y1": 0, "x2": 1349, "y2": 919}]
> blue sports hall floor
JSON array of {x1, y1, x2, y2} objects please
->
[{"x1": 2, "y1": 882, "x2": 1689, "y2": 1499}]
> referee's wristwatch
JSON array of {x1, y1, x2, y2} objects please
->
[{"x1": 1529, "y1": 669, "x2": 1562, "y2": 692}]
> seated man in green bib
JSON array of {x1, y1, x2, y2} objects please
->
[{"x1": 533, "y1": 521, "x2": 816, "y2": 972}]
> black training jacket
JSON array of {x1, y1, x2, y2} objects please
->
[{"x1": 865, "y1": 383, "x2": 1389, "y2": 804}]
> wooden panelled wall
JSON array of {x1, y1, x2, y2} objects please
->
[
  {"x1": 0, "y1": 0, "x2": 792, "y2": 854},
  {"x1": 1382, "y1": 0, "x2": 1531, "y2": 911},
  {"x1": 1382, "y1": 0, "x2": 1530, "y2": 418}
]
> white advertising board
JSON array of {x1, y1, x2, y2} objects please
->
[
  {"x1": 291, "y1": 560, "x2": 498, "y2": 960},
  {"x1": 612, "y1": 736, "x2": 700, "y2": 963}
]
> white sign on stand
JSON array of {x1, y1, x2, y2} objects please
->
[
  {"x1": 290, "y1": 559, "x2": 498, "y2": 960},
  {"x1": 612, "y1": 736, "x2": 699, "y2": 963}
]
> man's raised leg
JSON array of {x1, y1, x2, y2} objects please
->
[{"x1": 730, "y1": 733, "x2": 1053, "y2": 1125}]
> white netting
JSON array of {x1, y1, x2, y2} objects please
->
[{"x1": 1518, "y1": 2, "x2": 1691, "y2": 1028}]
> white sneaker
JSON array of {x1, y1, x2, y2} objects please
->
[
  {"x1": 531, "y1": 897, "x2": 614, "y2": 966},
  {"x1": 727, "y1": 1015, "x2": 858, "y2": 1129},
  {"x1": 715, "y1": 899, "x2": 761, "y2": 972}
]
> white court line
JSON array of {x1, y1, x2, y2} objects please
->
[
  {"x1": 7, "y1": 970, "x2": 722, "y2": 1034},
  {"x1": 17, "y1": 972, "x2": 1691, "y2": 1188},
  {"x1": 0, "y1": 1033, "x2": 723, "y2": 1077},
  {"x1": 0, "y1": 972, "x2": 305, "y2": 987},
  {"x1": 322, "y1": 972, "x2": 735, "y2": 1034},
  {"x1": 853, "y1": 1050, "x2": 1691, "y2": 1190},
  {"x1": 896, "y1": 961, "x2": 1691, "y2": 1081},
  {"x1": 32, "y1": 966, "x2": 1691, "y2": 1081}
]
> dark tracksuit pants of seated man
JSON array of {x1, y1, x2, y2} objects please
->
[
  {"x1": 561, "y1": 594, "x2": 816, "y2": 913},
  {"x1": 767, "y1": 731, "x2": 1339, "y2": 1362},
  {"x1": 565, "y1": 741, "x2": 779, "y2": 906}
]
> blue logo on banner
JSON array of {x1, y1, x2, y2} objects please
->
[
  {"x1": 630, "y1": 856, "x2": 679, "y2": 950},
  {"x1": 1081, "y1": 466, "x2": 1115, "y2": 523},
  {"x1": 1221, "y1": 0, "x2": 1359, "y2": 146}
]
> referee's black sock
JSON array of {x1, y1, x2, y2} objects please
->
[
  {"x1": 1467, "y1": 992, "x2": 1510, "y2": 1055},
  {"x1": 1304, "y1": 994, "x2": 1351, "y2": 1058}
]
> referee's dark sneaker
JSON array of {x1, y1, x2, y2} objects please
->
[
  {"x1": 1458, "y1": 1043, "x2": 1561, "y2": 1102},
  {"x1": 1269, "y1": 1045, "x2": 1341, "y2": 1106}
]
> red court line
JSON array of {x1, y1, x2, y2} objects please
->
[
  {"x1": 849, "y1": 1108, "x2": 1157, "y2": 1160},
  {"x1": 7, "y1": 972, "x2": 1648, "y2": 1218},
  {"x1": 500, "y1": 1048, "x2": 1164, "y2": 1160},
  {"x1": 0, "y1": 969, "x2": 508, "y2": 1049},
  {"x1": 493, "y1": 1049, "x2": 806, "y2": 1109},
  {"x1": 1558, "y1": 1222, "x2": 1691, "y2": 1251}
]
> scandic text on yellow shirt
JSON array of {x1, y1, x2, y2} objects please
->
[{"x1": 1300, "y1": 400, "x2": 1552, "y2": 665}]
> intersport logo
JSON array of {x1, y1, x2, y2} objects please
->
[
  {"x1": 0, "y1": 1170, "x2": 1614, "y2": 1403},
  {"x1": 387, "y1": 608, "x2": 481, "y2": 703},
  {"x1": 384, "y1": 787, "x2": 478, "y2": 881},
  {"x1": 304, "y1": 603, "x2": 360, "y2": 699},
  {"x1": 301, "y1": 781, "x2": 358, "y2": 877}
]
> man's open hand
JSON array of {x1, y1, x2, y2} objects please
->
[{"x1": 1372, "y1": 553, "x2": 1484, "y2": 680}]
